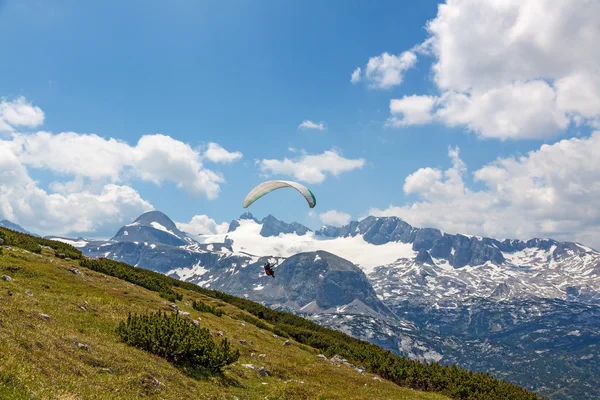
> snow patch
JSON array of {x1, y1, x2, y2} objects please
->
[
  {"x1": 150, "y1": 222, "x2": 178, "y2": 237},
  {"x1": 167, "y1": 262, "x2": 209, "y2": 281},
  {"x1": 48, "y1": 237, "x2": 88, "y2": 247},
  {"x1": 198, "y1": 218, "x2": 416, "y2": 273}
]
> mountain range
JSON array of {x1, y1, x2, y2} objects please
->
[{"x1": 37, "y1": 210, "x2": 600, "y2": 399}]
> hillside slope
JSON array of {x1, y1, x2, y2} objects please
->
[
  {"x1": 0, "y1": 227, "x2": 543, "y2": 400},
  {"x1": 0, "y1": 243, "x2": 447, "y2": 399}
]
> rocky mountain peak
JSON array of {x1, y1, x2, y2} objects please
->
[
  {"x1": 111, "y1": 210, "x2": 189, "y2": 246},
  {"x1": 131, "y1": 211, "x2": 178, "y2": 230},
  {"x1": 256, "y1": 250, "x2": 394, "y2": 317}
]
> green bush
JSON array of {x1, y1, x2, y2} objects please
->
[
  {"x1": 80, "y1": 258, "x2": 181, "y2": 301},
  {"x1": 235, "y1": 312, "x2": 270, "y2": 330},
  {"x1": 0, "y1": 227, "x2": 82, "y2": 259},
  {"x1": 192, "y1": 299, "x2": 224, "y2": 317},
  {"x1": 0, "y1": 229, "x2": 42, "y2": 254},
  {"x1": 159, "y1": 292, "x2": 182, "y2": 303},
  {"x1": 116, "y1": 310, "x2": 239, "y2": 375}
]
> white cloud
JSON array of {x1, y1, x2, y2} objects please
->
[
  {"x1": 11, "y1": 131, "x2": 233, "y2": 199},
  {"x1": 0, "y1": 96, "x2": 45, "y2": 132},
  {"x1": 13, "y1": 131, "x2": 130, "y2": 181},
  {"x1": 298, "y1": 120, "x2": 326, "y2": 131},
  {"x1": 319, "y1": 210, "x2": 351, "y2": 227},
  {"x1": 258, "y1": 148, "x2": 366, "y2": 184},
  {"x1": 351, "y1": 67, "x2": 362, "y2": 84},
  {"x1": 387, "y1": 95, "x2": 438, "y2": 126},
  {"x1": 385, "y1": 0, "x2": 600, "y2": 139},
  {"x1": 202, "y1": 142, "x2": 243, "y2": 164},
  {"x1": 434, "y1": 81, "x2": 570, "y2": 140},
  {"x1": 0, "y1": 140, "x2": 153, "y2": 237},
  {"x1": 352, "y1": 51, "x2": 417, "y2": 89},
  {"x1": 369, "y1": 131, "x2": 600, "y2": 249},
  {"x1": 176, "y1": 214, "x2": 229, "y2": 236}
]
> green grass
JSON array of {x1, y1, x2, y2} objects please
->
[
  {"x1": 0, "y1": 245, "x2": 449, "y2": 400},
  {"x1": 78, "y1": 257, "x2": 542, "y2": 400}
]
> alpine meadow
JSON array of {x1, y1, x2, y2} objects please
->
[{"x1": 1, "y1": 1, "x2": 600, "y2": 399}]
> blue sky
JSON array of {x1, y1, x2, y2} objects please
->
[{"x1": 1, "y1": 0, "x2": 600, "y2": 248}]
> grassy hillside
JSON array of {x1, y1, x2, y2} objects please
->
[{"x1": 0, "y1": 227, "x2": 543, "y2": 399}]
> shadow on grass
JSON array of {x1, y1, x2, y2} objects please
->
[{"x1": 177, "y1": 365, "x2": 243, "y2": 388}]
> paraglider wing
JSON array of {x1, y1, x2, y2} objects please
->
[{"x1": 243, "y1": 180, "x2": 316, "y2": 208}]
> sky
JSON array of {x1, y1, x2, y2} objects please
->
[{"x1": 1, "y1": 0, "x2": 600, "y2": 248}]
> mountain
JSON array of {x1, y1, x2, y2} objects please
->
[
  {"x1": 0, "y1": 226, "x2": 541, "y2": 400},
  {"x1": 48, "y1": 210, "x2": 232, "y2": 273},
  {"x1": 315, "y1": 215, "x2": 597, "y2": 269},
  {"x1": 0, "y1": 219, "x2": 39, "y2": 236},
  {"x1": 228, "y1": 212, "x2": 312, "y2": 237},
  {"x1": 112, "y1": 210, "x2": 193, "y2": 246},
  {"x1": 57, "y1": 211, "x2": 600, "y2": 399},
  {"x1": 249, "y1": 250, "x2": 394, "y2": 317}
]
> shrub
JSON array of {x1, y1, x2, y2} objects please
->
[
  {"x1": 0, "y1": 227, "x2": 82, "y2": 259},
  {"x1": 235, "y1": 312, "x2": 270, "y2": 330},
  {"x1": 80, "y1": 258, "x2": 180, "y2": 302},
  {"x1": 192, "y1": 299, "x2": 224, "y2": 317},
  {"x1": 116, "y1": 310, "x2": 239, "y2": 375}
]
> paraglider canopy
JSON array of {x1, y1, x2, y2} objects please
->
[{"x1": 243, "y1": 180, "x2": 316, "y2": 208}]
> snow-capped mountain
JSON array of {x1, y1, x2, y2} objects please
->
[
  {"x1": 197, "y1": 213, "x2": 600, "y2": 306},
  {"x1": 53, "y1": 210, "x2": 600, "y2": 399},
  {"x1": 112, "y1": 210, "x2": 195, "y2": 246}
]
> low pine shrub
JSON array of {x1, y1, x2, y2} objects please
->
[{"x1": 116, "y1": 310, "x2": 239, "y2": 375}]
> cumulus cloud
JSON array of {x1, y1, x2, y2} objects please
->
[
  {"x1": 351, "y1": 67, "x2": 362, "y2": 84},
  {"x1": 202, "y1": 142, "x2": 243, "y2": 164},
  {"x1": 352, "y1": 51, "x2": 417, "y2": 89},
  {"x1": 258, "y1": 148, "x2": 365, "y2": 184},
  {"x1": 11, "y1": 131, "x2": 234, "y2": 199},
  {"x1": 298, "y1": 120, "x2": 326, "y2": 131},
  {"x1": 369, "y1": 131, "x2": 600, "y2": 249},
  {"x1": 0, "y1": 96, "x2": 242, "y2": 236},
  {"x1": 319, "y1": 210, "x2": 351, "y2": 227},
  {"x1": 384, "y1": 0, "x2": 600, "y2": 139},
  {"x1": 175, "y1": 214, "x2": 229, "y2": 236},
  {"x1": 0, "y1": 96, "x2": 45, "y2": 132},
  {"x1": 0, "y1": 140, "x2": 153, "y2": 237},
  {"x1": 387, "y1": 95, "x2": 438, "y2": 126}
]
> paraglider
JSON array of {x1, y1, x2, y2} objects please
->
[
  {"x1": 264, "y1": 262, "x2": 275, "y2": 278},
  {"x1": 243, "y1": 180, "x2": 316, "y2": 209},
  {"x1": 243, "y1": 180, "x2": 316, "y2": 279}
]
